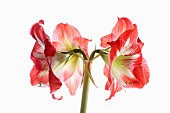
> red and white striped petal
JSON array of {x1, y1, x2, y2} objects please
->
[
  {"x1": 30, "y1": 66, "x2": 49, "y2": 86},
  {"x1": 132, "y1": 58, "x2": 150, "y2": 88},
  {"x1": 118, "y1": 24, "x2": 138, "y2": 49},
  {"x1": 105, "y1": 80, "x2": 122, "y2": 101},
  {"x1": 104, "y1": 65, "x2": 123, "y2": 100},
  {"x1": 49, "y1": 67, "x2": 62, "y2": 94},
  {"x1": 100, "y1": 17, "x2": 135, "y2": 48},
  {"x1": 31, "y1": 42, "x2": 48, "y2": 70},
  {"x1": 111, "y1": 17, "x2": 134, "y2": 40},
  {"x1": 30, "y1": 20, "x2": 50, "y2": 46}
]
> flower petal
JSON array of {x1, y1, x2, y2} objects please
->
[
  {"x1": 100, "y1": 17, "x2": 135, "y2": 48},
  {"x1": 52, "y1": 94, "x2": 63, "y2": 100},
  {"x1": 30, "y1": 20, "x2": 50, "y2": 46},
  {"x1": 30, "y1": 66, "x2": 49, "y2": 86},
  {"x1": 73, "y1": 37, "x2": 91, "y2": 57},
  {"x1": 122, "y1": 43, "x2": 142, "y2": 56},
  {"x1": 107, "y1": 39, "x2": 123, "y2": 63},
  {"x1": 100, "y1": 34, "x2": 113, "y2": 48},
  {"x1": 52, "y1": 41, "x2": 65, "y2": 51},
  {"x1": 103, "y1": 65, "x2": 109, "y2": 77},
  {"x1": 111, "y1": 17, "x2": 134, "y2": 40},
  {"x1": 31, "y1": 42, "x2": 48, "y2": 70},
  {"x1": 44, "y1": 39, "x2": 56, "y2": 57},
  {"x1": 103, "y1": 65, "x2": 111, "y2": 90},
  {"x1": 54, "y1": 54, "x2": 80, "y2": 82},
  {"x1": 105, "y1": 79, "x2": 122, "y2": 101},
  {"x1": 52, "y1": 54, "x2": 82, "y2": 95},
  {"x1": 65, "y1": 69, "x2": 82, "y2": 95},
  {"x1": 52, "y1": 23, "x2": 81, "y2": 50},
  {"x1": 121, "y1": 54, "x2": 142, "y2": 70},
  {"x1": 103, "y1": 65, "x2": 123, "y2": 100},
  {"x1": 118, "y1": 24, "x2": 138, "y2": 46},
  {"x1": 49, "y1": 67, "x2": 62, "y2": 94},
  {"x1": 132, "y1": 58, "x2": 150, "y2": 87},
  {"x1": 121, "y1": 58, "x2": 149, "y2": 89}
]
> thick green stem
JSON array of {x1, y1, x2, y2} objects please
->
[{"x1": 80, "y1": 68, "x2": 90, "y2": 113}]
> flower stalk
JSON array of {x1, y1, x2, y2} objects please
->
[
  {"x1": 80, "y1": 65, "x2": 90, "y2": 113},
  {"x1": 80, "y1": 48, "x2": 108, "y2": 113}
]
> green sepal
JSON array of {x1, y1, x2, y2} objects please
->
[{"x1": 99, "y1": 50, "x2": 109, "y2": 66}]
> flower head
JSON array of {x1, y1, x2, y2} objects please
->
[
  {"x1": 29, "y1": 20, "x2": 91, "y2": 98},
  {"x1": 52, "y1": 23, "x2": 91, "y2": 95},
  {"x1": 30, "y1": 20, "x2": 62, "y2": 99},
  {"x1": 100, "y1": 17, "x2": 150, "y2": 100}
]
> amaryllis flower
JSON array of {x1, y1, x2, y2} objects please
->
[
  {"x1": 100, "y1": 17, "x2": 150, "y2": 100},
  {"x1": 30, "y1": 20, "x2": 91, "y2": 97},
  {"x1": 30, "y1": 20, "x2": 62, "y2": 99},
  {"x1": 51, "y1": 23, "x2": 91, "y2": 95}
]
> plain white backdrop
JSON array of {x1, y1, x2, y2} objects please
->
[{"x1": 0, "y1": 0, "x2": 170, "y2": 113}]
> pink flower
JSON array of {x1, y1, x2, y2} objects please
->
[
  {"x1": 51, "y1": 23, "x2": 91, "y2": 95},
  {"x1": 30, "y1": 20, "x2": 91, "y2": 97},
  {"x1": 100, "y1": 17, "x2": 150, "y2": 100}
]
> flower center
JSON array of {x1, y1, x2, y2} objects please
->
[
  {"x1": 111, "y1": 54, "x2": 136, "y2": 86},
  {"x1": 64, "y1": 39, "x2": 74, "y2": 50}
]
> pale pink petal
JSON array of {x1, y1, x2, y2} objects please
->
[
  {"x1": 65, "y1": 70, "x2": 82, "y2": 95},
  {"x1": 52, "y1": 23, "x2": 81, "y2": 50},
  {"x1": 56, "y1": 54, "x2": 80, "y2": 82},
  {"x1": 52, "y1": 41, "x2": 65, "y2": 51},
  {"x1": 73, "y1": 37, "x2": 91, "y2": 57},
  {"x1": 58, "y1": 55, "x2": 83, "y2": 95},
  {"x1": 100, "y1": 34, "x2": 113, "y2": 48},
  {"x1": 103, "y1": 65, "x2": 109, "y2": 77}
]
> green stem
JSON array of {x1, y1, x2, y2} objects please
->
[
  {"x1": 80, "y1": 65, "x2": 90, "y2": 113},
  {"x1": 79, "y1": 48, "x2": 110, "y2": 113}
]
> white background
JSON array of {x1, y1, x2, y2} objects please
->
[{"x1": 0, "y1": 0, "x2": 170, "y2": 113}]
